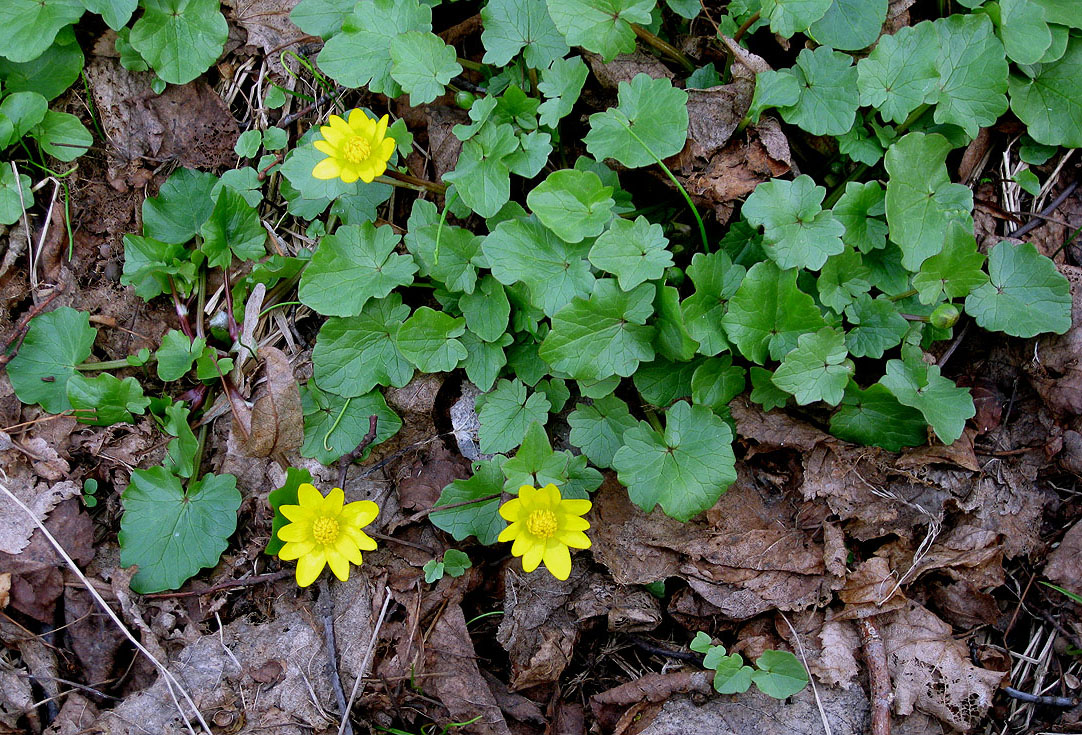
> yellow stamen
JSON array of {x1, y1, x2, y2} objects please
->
[
  {"x1": 312, "y1": 516, "x2": 340, "y2": 545},
  {"x1": 342, "y1": 137, "x2": 371, "y2": 164},
  {"x1": 526, "y1": 509, "x2": 558, "y2": 538}
]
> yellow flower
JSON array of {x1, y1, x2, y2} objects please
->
[
  {"x1": 311, "y1": 109, "x2": 396, "y2": 184},
  {"x1": 497, "y1": 484, "x2": 591, "y2": 581},
  {"x1": 277, "y1": 483, "x2": 379, "y2": 587}
]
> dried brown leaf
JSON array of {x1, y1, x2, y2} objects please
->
[
  {"x1": 236, "y1": 345, "x2": 303, "y2": 457},
  {"x1": 1044, "y1": 518, "x2": 1082, "y2": 597}
]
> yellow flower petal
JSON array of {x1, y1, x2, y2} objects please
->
[
  {"x1": 379, "y1": 137, "x2": 396, "y2": 159},
  {"x1": 542, "y1": 542, "x2": 572, "y2": 580},
  {"x1": 327, "y1": 114, "x2": 352, "y2": 135},
  {"x1": 280, "y1": 503, "x2": 314, "y2": 522},
  {"x1": 295, "y1": 550, "x2": 326, "y2": 587},
  {"x1": 311, "y1": 157, "x2": 342, "y2": 179},
  {"x1": 277, "y1": 520, "x2": 313, "y2": 542},
  {"x1": 522, "y1": 543, "x2": 544, "y2": 573},
  {"x1": 278, "y1": 539, "x2": 316, "y2": 560},
  {"x1": 498, "y1": 522, "x2": 521, "y2": 543},
  {"x1": 375, "y1": 114, "x2": 389, "y2": 140},
  {"x1": 518, "y1": 485, "x2": 538, "y2": 504},
  {"x1": 342, "y1": 500, "x2": 379, "y2": 527},
  {"x1": 322, "y1": 487, "x2": 345, "y2": 516},
  {"x1": 298, "y1": 483, "x2": 323, "y2": 508},
  {"x1": 542, "y1": 484, "x2": 561, "y2": 506},
  {"x1": 336, "y1": 535, "x2": 364, "y2": 564},
  {"x1": 560, "y1": 515, "x2": 590, "y2": 533},
  {"x1": 353, "y1": 529, "x2": 378, "y2": 551},
  {"x1": 313, "y1": 139, "x2": 338, "y2": 156},
  {"x1": 561, "y1": 498, "x2": 592, "y2": 517},
  {"x1": 557, "y1": 530, "x2": 591, "y2": 549},
  {"x1": 499, "y1": 498, "x2": 522, "y2": 522},
  {"x1": 510, "y1": 532, "x2": 531, "y2": 557},
  {"x1": 318, "y1": 124, "x2": 347, "y2": 147},
  {"x1": 325, "y1": 547, "x2": 350, "y2": 581}
]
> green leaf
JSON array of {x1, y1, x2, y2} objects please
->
[
  {"x1": 265, "y1": 467, "x2": 313, "y2": 556},
  {"x1": 460, "y1": 331, "x2": 510, "y2": 392},
  {"x1": 691, "y1": 356, "x2": 746, "y2": 412},
  {"x1": 193, "y1": 347, "x2": 232, "y2": 382},
  {"x1": 1, "y1": 0, "x2": 84, "y2": 64},
  {"x1": 120, "y1": 467, "x2": 240, "y2": 593},
  {"x1": 442, "y1": 549, "x2": 472, "y2": 577},
  {"x1": 460, "y1": 276, "x2": 511, "y2": 342},
  {"x1": 507, "y1": 339, "x2": 548, "y2": 386},
  {"x1": 316, "y1": 0, "x2": 430, "y2": 96},
  {"x1": 389, "y1": 30, "x2": 461, "y2": 105},
  {"x1": 589, "y1": 216, "x2": 672, "y2": 290},
  {"x1": 837, "y1": 123, "x2": 884, "y2": 165},
  {"x1": 1029, "y1": 0, "x2": 1082, "y2": 27},
  {"x1": 778, "y1": 47, "x2": 858, "y2": 137},
  {"x1": 67, "y1": 373, "x2": 149, "y2": 426},
  {"x1": 742, "y1": 175, "x2": 845, "y2": 270},
  {"x1": 0, "y1": 166, "x2": 33, "y2": 226},
  {"x1": 30, "y1": 110, "x2": 91, "y2": 161},
  {"x1": 129, "y1": 0, "x2": 227, "y2": 85},
  {"x1": 722, "y1": 260, "x2": 826, "y2": 364},
  {"x1": 931, "y1": 13, "x2": 1008, "y2": 139},
  {"x1": 712, "y1": 654, "x2": 754, "y2": 695},
  {"x1": 538, "y1": 279, "x2": 656, "y2": 381},
  {"x1": 884, "y1": 133, "x2": 974, "y2": 270},
  {"x1": 443, "y1": 122, "x2": 519, "y2": 217},
  {"x1": 161, "y1": 400, "x2": 198, "y2": 478},
  {"x1": 0, "y1": 26, "x2": 84, "y2": 101},
  {"x1": 213, "y1": 167, "x2": 263, "y2": 207},
  {"x1": 7, "y1": 307, "x2": 96, "y2": 413},
  {"x1": 808, "y1": 0, "x2": 886, "y2": 50},
  {"x1": 752, "y1": 651, "x2": 809, "y2": 699},
  {"x1": 430, "y1": 458, "x2": 507, "y2": 545},
  {"x1": 501, "y1": 422, "x2": 601, "y2": 498},
  {"x1": 506, "y1": 130, "x2": 552, "y2": 178},
  {"x1": 653, "y1": 285, "x2": 699, "y2": 362},
  {"x1": 312, "y1": 294, "x2": 414, "y2": 397},
  {"x1": 234, "y1": 129, "x2": 261, "y2": 157},
  {"x1": 405, "y1": 223, "x2": 482, "y2": 294},
  {"x1": 299, "y1": 223, "x2": 417, "y2": 317},
  {"x1": 538, "y1": 56, "x2": 589, "y2": 128},
  {"x1": 1008, "y1": 35, "x2": 1082, "y2": 148},
  {"x1": 567, "y1": 394, "x2": 638, "y2": 468},
  {"x1": 964, "y1": 240, "x2": 1072, "y2": 337},
  {"x1": 545, "y1": 0, "x2": 655, "y2": 61},
  {"x1": 483, "y1": 216, "x2": 594, "y2": 316},
  {"x1": 681, "y1": 251, "x2": 745, "y2": 356},
  {"x1": 300, "y1": 383, "x2": 401, "y2": 465},
  {"x1": 585, "y1": 73, "x2": 689, "y2": 168},
  {"x1": 747, "y1": 69, "x2": 801, "y2": 124},
  {"x1": 844, "y1": 294, "x2": 908, "y2": 359},
  {"x1": 280, "y1": 141, "x2": 358, "y2": 203},
  {"x1": 198, "y1": 188, "x2": 266, "y2": 269},
  {"x1": 613, "y1": 401, "x2": 736, "y2": 522},
  {"x1": 999, "y1": 0, "x2": 1052, "y2": 64},
  {"x1": 83, "y1": 0, "x2": 137, "y2": 30},
  {"x1": 829, "y1": 381, "x2": 927, "y2": 451},
  {"x1": 528, "y1": 169, "x2": 614, "y2": 243},
  {"x1": 478, "y1": 378, "x2": 552, "y2": 454},
  {"x1": 142, "y1": 168, "x2": 217, "y2": 244},
  {"x1": 397, "y1": 307, "x2": 468, "y2": 373},
  {"x1": 689, "y1": 631, "x2": 713, "y2": 654},
  {"x1": 289, "y1": 0, "x2": 354, "y2": 38},
  {"x1": 156, "y1": 330, "x2": 204, "y2": 381},
  {"x1": 856, "y1": 20, "x2": 938, "y2": 123},
  {"x1": 760, "y1": 0, "x2": 830, "y2": 37},
  {"x1": 633, "y1": 358, "x2": 695, "y2": 407},
  {"x1": 749, "y1": 366, "x2": 788, "y2": 411},
  {"x1": 832, "y1": 181, "x2": 887, "y2": 253},
  {"x1": 0, "y1": 92, "x2": 47, "y2": 141},
  {"x1": 817, "y1": 247, "x2": 872, "y2": 313},
  {"x1": 482, "y1": 0, "x2": 568, "y2": 68},
  {"x1": 771, "y1": 327, "x2": 853, "y2": 406},
  {"x1": 881, "y1": 348, "x2": 974, "y2": 444},
  {"x1": 535, "y1": 377, "x2": 570, "y2": 413},
  {"x1": 912, "y1": 221, "x2": 988, "y2": 305}
]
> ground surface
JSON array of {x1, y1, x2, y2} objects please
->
[{"x1": 2, "y1": 1, "x2": 1082, "y2": 735}]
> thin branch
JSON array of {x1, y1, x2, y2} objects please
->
[
  {"x1": 858, "y1": 618, "x2": 892, "y2": 735},
  {"x1": 337, "y1": 415, "x2": 379, "y2": 489},
  {"x1": 142, "y1": 569, "x2": 293, "y2": 599}
]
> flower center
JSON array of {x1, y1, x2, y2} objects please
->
[
  {"x1": 342, "y1": 136, "x2": 371, "y2": 164},
  {"x1": 526, "y1": 509, "x2": 558, "y2": 539},
  {"x1": 312, "y1": 516, "x2": 340, "y2": 545}
]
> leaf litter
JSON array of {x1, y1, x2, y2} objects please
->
[{"x1": 3, "y1": 1, "x2": 1082, "y2": 734}]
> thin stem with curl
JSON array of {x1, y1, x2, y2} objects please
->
[{"x1": 618, "y1": 120, "x2": 709, "y2": 252}]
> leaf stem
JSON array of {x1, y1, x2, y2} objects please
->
[
  {"x1": 74, "y1": 357, "x2": 152, "y2": 371},
  {"x1": 457, "y1": 57, "x2": 484, "y2": 72},
  {"x1": 434, "y1": 188, "x2": 458, "y2": 266},
  {"x1": 258, "y1": 301, "x2": 302, "y2": 318},
  {"x1": 732, "y1": 11, "x2": 760, "y2": 44},
  {"x1": 632, "y1": 24, "x2": 696, "y2": 73},
  {"x1": 645, "y1": 407, "x2": 665, "y2": 434},
  {"x1": 888, "y1": 288, "x2": 918, "y2": 302},
  {"x1": 377, "y1": 169, "x2": 447, "y2": 194},
  {"x1": 190, "y1": 423, "x2": 208, "y2": 484},
  {"x1": 619, "y1": 120, "x2": 710, "y2": 252},
  {"x1": 898, "y1": 313, "x2": 929, "y2": 322},
  {"x1": 323, "y1": 397, "x2": 352, "y2": 452}
]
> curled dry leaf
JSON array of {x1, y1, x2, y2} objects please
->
[
  {"x1": 1044, "y1": 518, "x2": 1082, "y2": 597},
  {"x1": 883, "y1": 602, "x2": 1004, "y2": 730},
  {"x1": 585, "y1": 51, "x2": 674, "y2": 89},
  {"x1": 0, "y1": 479, "x2": 79, "y2": 555},
  {"x1": 235, "y1": 345, "x2": 303, "y2": 457}
]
